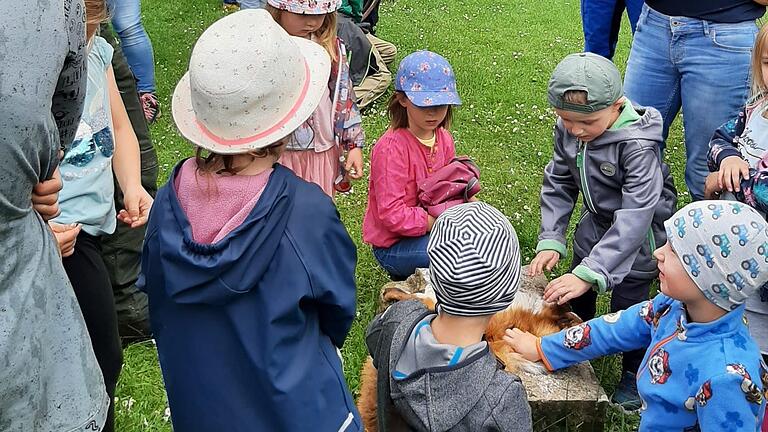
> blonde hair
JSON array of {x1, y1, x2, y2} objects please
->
[
  {"x1": 84, "y1": 0, "x2": 108, "y2": 38},
  {"x1": 266, "y1": 5, "x2": 338, "y2": 62},
  {"x1": 195, "y1": 143, "x2": 284, "y2": 176},
  {"x1": 751, "y1": 23, "x2": 768, "y2": 98}
]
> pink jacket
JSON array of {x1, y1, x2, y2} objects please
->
[{"x1": 362, "y1": 128, "x2": 456, "y2": 248}]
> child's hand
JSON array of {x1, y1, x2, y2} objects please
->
[
  {"x1": 427, "y1": 214, "x2": 436, "y2": 231},
  {"x1": 345, "y1": 148, "x2": 364, "y2": 180},
  {"x1": 118, "y1": 187, "x2": 153, "y2": 228},
  {"x1": 32, "y1": 167, "x2": 63, "y2": 221},
  {"x1": 503, "y1": 328, "x2": 541, "y2": 362},
  {"x1": 543, "y1": 273, "x2": 592, "y2": 305},
  {"x1": 529, "y1": 250, "x2": 560, "y2": 277},
  {"x1": 49, "y1": 222, "x2": 81, "y2": 257},
  {"x1": 719, "y1": 156, "x2": 749, "y2": 192}
]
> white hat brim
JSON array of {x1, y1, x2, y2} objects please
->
[{"x1": 171, "y1": 36, "x2": 331, "y2": 154}]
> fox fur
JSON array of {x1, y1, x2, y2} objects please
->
[{"x1": 357, "y1": 288, "x2": 582, "y2": 432}]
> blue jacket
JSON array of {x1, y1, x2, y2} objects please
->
[
  {"x1": 139, "y1": 162, "x2": 361, "y2": 431},
  {"x1": 539, "y1": 294, "x2": 766, "y2": 431}
]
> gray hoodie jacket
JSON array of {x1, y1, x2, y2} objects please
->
[
  {"x1": 366, "y1": 300, "x2": 533, "y2": 432},
  {"x1": 538, "y1": 106, "x2": 677, "y2": 292}
]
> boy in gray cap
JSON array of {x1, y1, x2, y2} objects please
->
[
  {"x1": 529, "y1": 52, "x2": 677, "y2": 409},
  {"x1": 507, "y1": 201, "x2": 768, "y2": 431},
  {"x1": 365, "y1": 202, "x2": 533, "y2": 431}
]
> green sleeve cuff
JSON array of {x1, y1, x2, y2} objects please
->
[
  {"x1": 535, "y1": 239, "x2": 567, "y2": 257},
  {"x1": 572, "y1": 265, "x2": 608, "y2": 294}
]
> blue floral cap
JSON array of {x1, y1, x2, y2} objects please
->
[
  {"x1": 664, "y1": 200, "x2": 768, "y2": 311},
  {"x1": 394, "y1": 50, "x2": 461, "y2": 107}
]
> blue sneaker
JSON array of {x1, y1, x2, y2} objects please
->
[{"x1": 611, "y1": 371, "x2": 641, "y2": 412}]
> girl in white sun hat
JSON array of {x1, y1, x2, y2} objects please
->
[
  {"x1": 267, "y1": 0, "x2": 366, "y2": 195},
  {"x1": 139, "y1": 10, "x2": 361, "y2": 431}
]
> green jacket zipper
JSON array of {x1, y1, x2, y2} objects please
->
[{"x1": 576, "y1": 140, "x2": 597, "y2": 213}]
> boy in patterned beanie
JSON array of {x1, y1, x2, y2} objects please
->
[
  {"x1": 506, "y1": 200, "x2": 768, "y2": 431},
  {"x1": 365, "y1": 202, "x2": 533, "y2": 431}
]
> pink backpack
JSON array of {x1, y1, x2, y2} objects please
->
[{"x1": 418, "y1": 156, "x2": 481, "y2": 218}]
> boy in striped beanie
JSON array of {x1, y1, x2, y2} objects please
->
[{"x1": 365, "y1": 202, "x2": 533, "y2": 431}]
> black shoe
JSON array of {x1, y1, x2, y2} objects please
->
[{"x1": 611, "y1": 371, "x2": 642, "y2": 412}]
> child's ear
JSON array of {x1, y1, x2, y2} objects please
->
[{"x1": 613, "y1": 96, "x2": 626, "y2": 111}]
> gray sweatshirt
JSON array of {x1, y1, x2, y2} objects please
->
[
  {"x1": 366, "y1": 300, "x2": 533, "y2": 432},
  {"x1": 0, "y1": 1, "x2": 109, "y2": 430},
  {"x1": 538, "y1": 106, "x2": 677, "y2": 292}
]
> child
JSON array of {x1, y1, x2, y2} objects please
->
[
  {"x1": 50, "y1": 0, "x2": 153, "y2": 430},
  {"x1": 507, "y1": 201, "x2": 768, "y2": 431},
  {"x1": 266, "y1": 0, "x2": 365, "y2": 196},
  {"x1": 529, "y1": 52, "x2": 677, "y2": 409},
  {"x1": 362, "y1": 50, "x2": 462, "y2": 280},
  {"x1": 706, "y1": 25, "x2": 768, "y2": 429},
  {"x1": 139, "y1": 10, "x2": 360, "y2": 431},
  {"x1": 366, "y1": 202, "x2": 533, "y2": 431}
]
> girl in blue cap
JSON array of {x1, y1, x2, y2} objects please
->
[{"x1": 362, "y1": 50, "x2": 463, "y2": 280}]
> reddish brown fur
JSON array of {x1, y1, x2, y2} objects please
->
[{"x1": 358, "y1": 293, "x2": 581, "y2": 431}]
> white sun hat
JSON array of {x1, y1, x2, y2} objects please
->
[{"x1": 172, "y1": 9, "x2": 330, "y2": 154}]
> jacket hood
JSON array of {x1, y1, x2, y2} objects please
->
[
  {"x1": 384, "y1": 302, "x2": 500, "y2": 430},
  {"x1": 562, "y1": 104, "x2": 664, "y2": 148},
  {"x1": 150, "y1": 162, "x2": 295, "y2": 305}
]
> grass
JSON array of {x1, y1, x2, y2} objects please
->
[{"x1": 115, "y1": 0, "x2": 688, "y2": 429}]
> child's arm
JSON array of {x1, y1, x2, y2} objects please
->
[
  {"x1": 370, "y1": 138, "x2": 431, "y2": 236},
  {"x1": 567, "y1": 148, "x2": 662, "y2": 295},
  {"x1": 310, "y1": 204, "x2": 358, "y2": 348},
  {"x1": 338, "y1": 60, "x2": 365, "y2": 180},
  {"x1": 533, "y1": 126, "x2": 579, "y2": 272},
  {"x1": 505, "y1": 296, "x2": 661, "y2": 371},
  {"x1": 696, "y1": 373, "x2": 763, "y2": 431},
  {"x1": 708, "y1": 109, "x2": 750, "y2": 194},
  {"x1": 107, "y1": 66, "x2": 153, "y2": 228}
]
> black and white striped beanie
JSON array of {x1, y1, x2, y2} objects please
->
[{"x1": 428, "y1": 202, "x2": 521, "y2": 317}]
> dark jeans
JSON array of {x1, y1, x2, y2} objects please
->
[
  {"x1": 581, "y1": 0, "x2": 643, "y2": 60},
  {"x1": 63, "y1": 232, "x2": 123, "y2": 432},
  {"x1": 568, "y1": 255, "x2": 652, "y2": 374},
  {"x1": 100, "y1": 25, "x2": 158, "y2": 340},
  {"x1": 372, "y1": 235, "x2": 430, "y2": 280}
]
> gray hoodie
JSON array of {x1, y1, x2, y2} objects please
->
[
  {"x1": 537, "y1": 105, "x2": 677, "y2": 292},
  {"x1": 366, "y1": 300, "x2": 533, "y2": 432}
]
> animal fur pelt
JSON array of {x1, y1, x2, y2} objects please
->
[{"x1": 357, "y1": 280, "x2": 582, "y2": 432}]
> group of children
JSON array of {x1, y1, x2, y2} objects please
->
[{"x1": 34, "y1": 0, "x2": 768, "y2": 430}]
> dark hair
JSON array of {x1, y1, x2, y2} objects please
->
[
  {"x1": 387, "y1": 91, "x2": 453, "y2": 130},
  {"x1": 195, "y1": 143, "x2": 283, "y2": 176}
]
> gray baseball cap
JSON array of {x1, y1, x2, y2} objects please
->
[{"x1": 547, "y1": 52, "x2": 623, "y2": 113}]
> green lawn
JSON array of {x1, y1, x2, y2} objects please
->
[{"x1": 115, "y1": 0, "x2": 688, "y2": 429}]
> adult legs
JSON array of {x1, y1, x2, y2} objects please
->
[
  {"x1": 63, "y1": 233, "x2": 123, "y2": 432},
  {"x1": 624, "y1": 5, "x2": 682, "y2": 150},
  {"x1": 108, "y1": 0, "x2": 156, "y2": 94},
  {"x1": 239, "y1": 0, "x2": 266, "y2": 9},
  {"x1": 581, "y1": 0, "x2": 623, "y2": 60},
  {"x1": 372, "y1": 235, "x2": 430, "y2": 280},
  {"x1": 677, "y1": 21, "x2": 756, "y2": 199}
]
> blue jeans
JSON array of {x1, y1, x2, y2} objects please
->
[
  {"x1": 372, "y1": 235, "x2": 430, "y2": 280},
  {"x1": 107, "y1": 0, "x2": 156, "y2": 93},
  {"x1": 624, "y1": 4, "x2": 757, "y2": 200},
  {"x1": 581, "y1": 0, "x2": 644, "y2": 60},
  {"x1": 239, "y1": 0, "x2": 266, "y2": 9}
]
